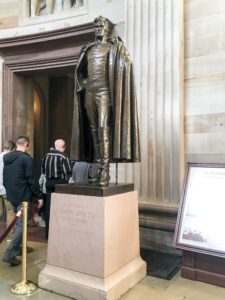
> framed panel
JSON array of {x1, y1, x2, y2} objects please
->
[{"x1": 174, "y1": 163, "x2": 225, "y2": 258}]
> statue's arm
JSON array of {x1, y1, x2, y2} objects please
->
[{"x1": 75, "y1": 46, "x2": 88, "y2": 92}]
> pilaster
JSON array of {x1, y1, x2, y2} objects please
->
[{"x1": 123, "y1": 0, "x2": 184, "y2": 251}]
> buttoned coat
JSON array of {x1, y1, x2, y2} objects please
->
[{"x1": 70, "y1": 36, "x2": 140, "y2": 163}]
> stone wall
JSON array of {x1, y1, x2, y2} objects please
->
[
  {"x1": 0, "y1": 0, "x2": 19, "y2": 30},
  {"x1": 184, "y1": 0, "x2": 225, "y2": 164}
]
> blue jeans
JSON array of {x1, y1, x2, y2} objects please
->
[{"x1": 3, "y1": 202, "x2": 32, "y2": 260}]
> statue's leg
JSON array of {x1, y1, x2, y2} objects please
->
[
  {"x1": 84, "y1": 92, "x2": 100, "y2": 162},
  {"x1": 98, "y1": 95, "x2": 111, "y2": 187},
  {"x1": 91, "y1": 129, "x2": 100, "y2": 162},
  {"x1": 87, "y1": 128, "x2": 101, "y2": 183},
  {"x1": 98, "y1": 127, "x2": 110, "y2": 186}
]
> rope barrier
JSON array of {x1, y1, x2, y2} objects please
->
[{"x1": 0, "y1": 209, "x2": 22, "y2": 244}]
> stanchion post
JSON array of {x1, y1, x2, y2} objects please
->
[
  {"x1": 22, "y1": 201, "x2": 28, "y2": 283},
  {"x1": 11, "y1": 201, "x2": 37, "y2": 295}
]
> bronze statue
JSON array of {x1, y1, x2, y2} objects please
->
[{"x1": 71, "y1": 16, "x2": 140, "y2": 186}]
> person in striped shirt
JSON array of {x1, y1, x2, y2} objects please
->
[{"x1": 41, "y1": 139, "x2": 71, "y2": 239}]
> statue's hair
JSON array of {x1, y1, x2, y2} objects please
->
[
  {"x1": 93, "y1": 16, "x2": 113, "y2": 34},
  {"x1": 94, "y1": 16, "x2": 109, "y2": 24}
]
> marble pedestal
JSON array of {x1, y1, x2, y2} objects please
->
[{"x1": 38, "y1": 184, "x2": 146, "y2": 300}]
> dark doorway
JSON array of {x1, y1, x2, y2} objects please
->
[
  {"x1": 7, "y1": 71, "x2": 75, "y2": 181},
  {"x1": 48, "y1": 76, "x2": 74, "y2": 151},
  {"x1": 32, "y1": 74, "x2": 74, "y2": 180}
]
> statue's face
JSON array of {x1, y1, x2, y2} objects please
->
[{"x1": 94, "y1": 18, "x2": 109, "y2": 38}]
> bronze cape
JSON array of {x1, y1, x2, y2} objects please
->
[{"x1": 70, "y1": 36, "x2": 140, "y2": 163}]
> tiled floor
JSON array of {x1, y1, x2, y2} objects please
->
[{"x1": 1, "y1": 240, "x2": 225, "y2": 300}]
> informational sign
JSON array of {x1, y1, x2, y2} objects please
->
[{"x1": 174, "y1": 163, "x2": 225, "y2": 257}]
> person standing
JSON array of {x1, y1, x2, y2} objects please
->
[
  {"x1": 41, "y1": 139, "x2": 71, "y2": 239},
  {"x1": 0, "y1": 140, "x2": 16, "y2": 227},
  {"x1": 2, "y1": 136, "x2": 43, "y2": 266}
]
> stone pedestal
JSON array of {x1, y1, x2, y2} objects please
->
[{"x1": 38, "y1": 184, "x2": 146, "y2": 300}]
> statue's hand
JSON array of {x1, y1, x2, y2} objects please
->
[
  {"x1": 82, "y1": 79, "x2": 87, "y2": 87},
  {"x1": 77, "y1": 75, "x2": 86, "y2": 91}
]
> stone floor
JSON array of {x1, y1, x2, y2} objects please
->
[{"x1": 1, "y1": 240, "x2": 225, "y2": 300}]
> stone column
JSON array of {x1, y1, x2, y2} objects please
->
[{"x1": 118, "y1": 0, "x2": 184, "y2": 251}]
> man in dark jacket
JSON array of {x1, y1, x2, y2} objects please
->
[{"x1": 2, "y1": 136, "x2": 43, "y2": 266}]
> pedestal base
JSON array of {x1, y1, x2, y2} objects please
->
[
  {"x1": 39, "y1": 257, "x2": 146, "y2": 300},
  {"x1": 38, "y1": 185, "x2": 146, "y2": 299}
]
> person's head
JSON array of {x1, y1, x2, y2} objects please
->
[
  {"x1": 54, "y1": 139, "x2": 66, "y2": 153},
  {"x1": 93, "y1": 16, "x2": 111, "y2": 39},
  {"x1": 3, "y1": 140, "x2": 16, "y2": 153},
  {"x1": 16, "y1": 136, "x2": 30, "y2": 153}
]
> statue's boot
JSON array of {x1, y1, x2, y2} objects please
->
[
  {"x1": 99, "y1": 127, "x2": 110, "y2": 187},
  {"x1": 89, "y1": 129, "x2": 100, "y2": 183},
  {"x1": 91, "y1": 129, "x2": 100, "y2": 161}
]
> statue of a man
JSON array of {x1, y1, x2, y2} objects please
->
[{"x1": 71, "y1": 16, "x2": 140, "y2": 186}]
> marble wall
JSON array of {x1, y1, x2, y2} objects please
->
[
  {"x1": 185, "y1": 0, "x2": 225, "y2": 164},
  {"x1": 0, "y1": 0, "x2": 19, "y2": 30}
]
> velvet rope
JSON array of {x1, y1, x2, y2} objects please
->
[{"x1": 0, "y1": 208, "x2": 22, "y2": 244}]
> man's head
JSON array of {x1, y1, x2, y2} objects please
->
[
  {"x1": 3, "y1": 140, "x2": 16, "y2": 153},
  {"x1": 16, "y1": 136, "x2": 30, "y2": 153},
  {"x1": 55, "y1": 139, "x2": 66, "y2": 153},
  {"x1": 93, "y1": 16, "x2": 111, "y2": 39}
]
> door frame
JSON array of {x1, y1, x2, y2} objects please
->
[{"x1": 0, "y1": 22, "x2": 94, "y2": 143}]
